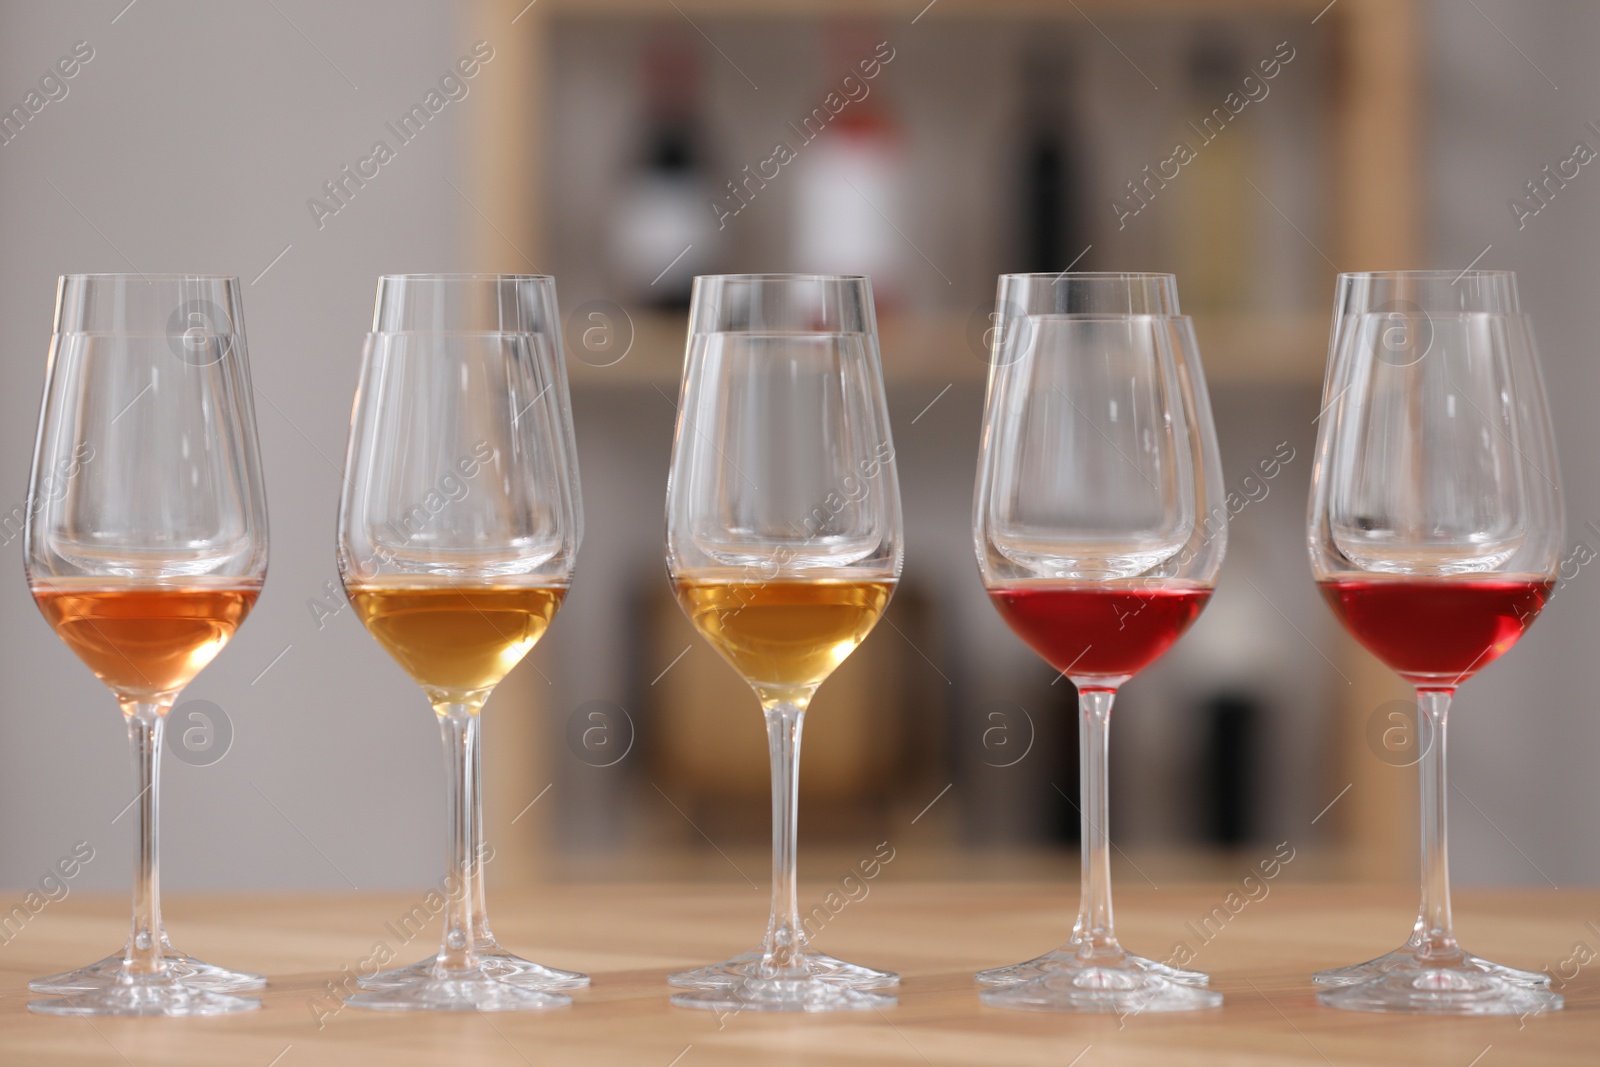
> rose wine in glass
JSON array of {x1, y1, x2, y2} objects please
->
[
  {"x1": 338, "y1": 274, "x2": 586, "y2": 1011},
  {"x1": 1308, "y1": 269, "x2": 1564, "y2": 1015},
  {"x1": 665, "y1": 274, "x2": 903, "y2": 1012},
  {"x1": 1317, "y1": 576, "x2": 1550, "y2": 686},
  {"x1": 972, "y1": 273, "x2": 1227, "y2": 1013},
  {"x1": 24, "y1": 274, "x2": 269, "y2": 1016},
  {"x1": 34, "y1": 581, "x2": 259, "y2": 699},
  {"x1": 987, "y1": 581, "x2": 1213, "y2": 679}
]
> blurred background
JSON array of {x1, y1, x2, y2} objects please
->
[{"x1": 0, "y1": 0, "x2": 1594, "y2": 898}]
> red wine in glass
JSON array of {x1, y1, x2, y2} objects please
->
[
  {"x1": 1317, "y1": 576, "x2": 1551, "y2": 688},
  {"x1": 988, "y1": 581, "x2": 1212, "y2": 684},
  {"x1": 973, "y1": 274, "x2": 1227, "y2": 1012},
  {"x1": 1307, "y1": 268, "x2": 1564, "y2": 1015}
]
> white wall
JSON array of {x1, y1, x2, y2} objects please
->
[
  {"x1": 0, "y1": 0, "x2": 486, "y2": 891},
  {"x1": 1424, "y1": 0, "x2": 1600, "y2": 884}
]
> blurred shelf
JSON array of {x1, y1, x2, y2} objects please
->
[
  {"x1": 539, "y1": 0, "x2": 1329, "y2": 19},
  {"x1": 471, "y1": 0, "x2": 1419, "y2": 872},
  {"x1": 1189, "y1": 312, "x2": 1329, "y2": 386},
  {"x1": 565, "y1": 311, "x2": 1329, "y2": 389},
  {"x1": 546, "y1": 840, "x2": 1357, "y2": 885}
]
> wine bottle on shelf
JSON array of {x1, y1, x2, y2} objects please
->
[
  {"x1": 1200, "y1": 690, "x2": 1259, "y2": 846},
  {"x1": 1165, "y1": 36, "x2": 1257, "y2": 315},
  {"x1": 609, "y1": 41, "x2": 720, "y2": 310},
  {"x1": 790, "y1": 25, "x2": 911, "y2": 311},
  {"x1": 1017, "y1": 49, "x2": 1090, "y2": 274}
]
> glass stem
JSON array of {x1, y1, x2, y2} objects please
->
[
  {"x1": 1071, "y1": 687, "x2": 1122, "y2": 959},
  {"x1": 467, "y1": 715, "x2": 492, "y2": 947},
  {"x1": 123, "y1": 702, "x2": 168, "y2": 977},
  {"x1": 436, "y1": 705, "x2": 481, "y2": 973},
  {"x1": 761, "y1": 699, "x2": 807, "y2": 974},
  {"x1": 1412, "y1": 688, "x2": 1460, "y2": 963}
]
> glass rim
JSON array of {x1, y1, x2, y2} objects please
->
[
  {"x1": 59, "y1": 273, "x2": 239, "y2": 283},
  {"x1": 998, "y1": 271, "x2": 1177, "y2": 282},
  {"x1": 363, "y1": 329, "x2": 555, "y2": 337},
  {"x1": 693, "y1": 272, "x2": 869, "y2": 283},
  {"x1": 1019, "y1": 312, "x2": 1195, "y2": 322},
  {"x1": 376, "y1": 272, "x2": 553, "y2": 283},
  {"x1": 1337, "y1": 269, "x2": 1516, "y2": 282}
]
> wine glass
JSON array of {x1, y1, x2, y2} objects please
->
[
  {"x1": 973, "y1": 272, "x2": 1226, "y2": 1013},
  {"x1": 664, "y1": 274, "x2": 903, "y2": 1012},
  {"x1": 1308, "y1": 270, "x2": 1564, "y2": 1014},
  {"x1": 337, "y1": 274, "x2": 586, "y2": 1012},
  {"x1": 24, "y1": 274, "x2": 269, "y2": 1016}
]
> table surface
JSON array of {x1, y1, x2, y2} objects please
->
[{"x1": 0, "y1": 882, "x2": 1594, "y2": 1066}]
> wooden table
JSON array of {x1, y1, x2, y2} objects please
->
[{"x1": 1, "y1": 883, "x2": 1594, "y2": 1065}]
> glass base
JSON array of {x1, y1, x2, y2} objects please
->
[
  {"x1": 670, "y1": 974, "x2": 896, "y2": 1013},
  {"x1": 1314, "y1": 944, "x2": 1551, "y2": 988},
  {"x1": 345, "y1": 967, "x2": 571, "y2": 1012},
  {"x1": 359, "y1": 944, "x2": 589, "y2": 992},
  {"x1": 30, "y1": 949, "x2": 266, "y2": 994},
  {"x1": 978, "y1": 954, "x2": 1223, "y2": 1014},
  {"x1": 977, "y1": 946, "x2": 1210, "y2": 988},
  {"x1": 1316, "y1": 966, "x2": 1563, "y2": 1015},
  {"x1": 669, "y1": 949, "x2": 898, "y2": 991},
  {"x1": 1315, "y1": 944, "x2": 1562, "y2": 1015},
  {"x1": 28, "y1": 974, "x2": 260, "y2": 1017}
]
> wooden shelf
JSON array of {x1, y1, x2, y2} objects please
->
[
  {"x1": 537, "y1": 0, "x2": 1330, "y2": 19},
  {"x1": 468, "y1": 0, "x2": 1421, "y2": 880}
]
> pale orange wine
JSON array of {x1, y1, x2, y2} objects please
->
[
  {"x1": 346, "y1": 579, "x2": 566, "y2": 707},
  {"x1": 674, "y1": 577, "x2": 893, "y2": 704},
  {"x1": 32, "y1": 578, "x2": 260, "y2": 704}
]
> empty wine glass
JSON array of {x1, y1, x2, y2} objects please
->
[
  {"x1": 25, "y1": 274, "x2": 269, "y2": 1016},
  {"x1": 338, "y1": 274, "x2": 585, "y2": 1011},
  {"x1": 665, "y1": 274, "x2": 903, "y2": 1012},
  {"x1": 973, "y1": 272, "x2": 1226, "y2": 1013},
  {"x1": 1308, "y1": 270, "x2": 1564, "y2": 1015}
]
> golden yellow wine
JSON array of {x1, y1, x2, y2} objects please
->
[
  {"x1": 346, "y1": 579, "x2": 565, "y2": 708},
  {"x1": 674, "y1": 577, "x2": 893, "y2": 705}
]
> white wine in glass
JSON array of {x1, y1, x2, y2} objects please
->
[
  {"x1": 338, "y1": 274, "x2": 586, "y2": 1012},
  {"x1": 346, "y1": 580, "x2": 566, "y2": 704},
  {"x1": 673, "y1": 576, "x2": 893, "y2": 705},
  {"x1": 665, "y1": 274, "x2": 903, "y2": 1013}
]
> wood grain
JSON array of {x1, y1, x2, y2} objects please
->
[{"x1": 0, "y1": 883, "x2": 1593, "y2": 1065}]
